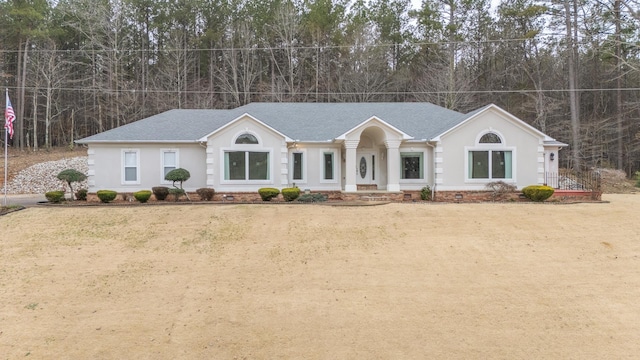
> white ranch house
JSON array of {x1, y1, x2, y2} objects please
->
[{"x1": 76, "y1": 102, "x2": 566, "y2": 200}]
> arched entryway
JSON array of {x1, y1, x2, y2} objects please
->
[{"x1": 356, "y1": 127, "x2": 387, "y2": 190}]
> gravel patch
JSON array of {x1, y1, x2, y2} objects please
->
[{"x1": 2, "y1": 157, "x2": 88, "y2": 194}]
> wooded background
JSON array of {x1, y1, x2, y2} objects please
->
[{"x1": 1, "y1": 0, "x2": 639, "y2": 174}]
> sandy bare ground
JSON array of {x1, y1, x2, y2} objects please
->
[{"x1": 1, "y1": 195, "x2": 639, "y2": 359}]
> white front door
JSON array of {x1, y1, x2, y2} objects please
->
[{"x1": 356, "y1": 151, "x2": 376, "y2": 185}]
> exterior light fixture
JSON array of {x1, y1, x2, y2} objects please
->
[{"x1": 550, "y1": 152, "x2": 555, "y2": 161}]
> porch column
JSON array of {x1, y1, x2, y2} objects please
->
[
  {"x1": 385, "y1": 139, "x2": 402, "y2": 192},
  {"x1": 344, "y1": 140, "x2": 359, "y2": 192}
]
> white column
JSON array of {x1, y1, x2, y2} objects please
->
[
  {"x1": 344, "y1": 140, "x2": 359, "y2": 192},
  {"x1": 385, "y1": 139, "x2": 402, "y2": 192}
]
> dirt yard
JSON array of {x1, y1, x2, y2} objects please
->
[{"x1": 1, "y1": 195, "x2": 639, "y2": 359}]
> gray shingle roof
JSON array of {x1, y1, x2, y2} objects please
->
[{"x1": 76, "y1": 102, "x2": 471, "y2": 143}]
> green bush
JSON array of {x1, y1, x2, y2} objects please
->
[
  {"x1": 168, "y1": 188, "x2": 186, "y2": 202},
  {"x1": 75, "y1": 188, "x2": 88, "y2": 201},
  {"x1": 635, "y1": 171, "x2": 640, "y2": 188},
  {"x1": 96, "y1": 190, "x2": 117, "y2": 203},
  {"x1": 165, "y1": 168, "x2": 190, "y2": 189},
  {"x1": 297, "y1": 193, "x2": 328, "y2": 203},
  {"x1": 420, "y1": 185, "x2": 432, "y2": 201},
  {"x1": 57, "y1": 169, "x2": 87, "y2": 200},
  {"x1": 152, "y1": 186, "x2": 170, "y2": 201},
  {"x1": 133, "y1": 190, "x2": 152, "y2": 203},
  {"x1": 522, "y1": 185, "x2": 555, "y2": 202},
  {"x1": 282, "y1": 187, "x2": 300, "y2": 202},
  {"x1": 45, "y1": 190, "x2": 65, "y2": 203},
  {"x1": 258, "y1": 187, "x2": 280, "y2": 201},
  {"x1": 196, "y1": 187, "x2": 215, "y2": 201}
]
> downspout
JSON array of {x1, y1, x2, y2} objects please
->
[{"x1": 426, "y1": 141, "x2": 436, "y2": 201}]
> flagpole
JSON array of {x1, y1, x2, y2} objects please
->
[{"x1": 3, "y1": 88, "x2": 8, "y2": 207}]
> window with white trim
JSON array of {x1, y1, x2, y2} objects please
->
[
  {"x1": 162, "y1": 150, "x2": 178, "y2": 178},
  {"x1": 467, "y1": 131, "x2": 513, "y2": 180},
  {"x1": 292, "y1": 152, "x2": 304, "y2": 181},
  {"x1": 401, "y1": 152, "x2": 424, "y2": 179},
  {"x1": 122, "y1": 149, "x2": 140, "y2": 184},
  {"x1": 323, "y1": 152, "x2": 334, "y2": 180},
  {"x1": 224, "y1": 151, "x2": 270, "y2": 180}
]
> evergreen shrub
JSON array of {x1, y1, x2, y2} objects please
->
[
  {"x1": 45, "y1": 190, "x2": 65, "y2": 203},
  {"x1": 75, "y1": 189, "x2": 88, "y2": 201},
  {"x1": 258, "y1": 187, "x2": 280, "y2": 201},
  {"x1": 420, "y1": 185, "x2": 432, "y2": 201},
  {"x1": 133, "y1": 190, "x2": 152, "y2": 203},
  {"x1": 96, "y1": 190, "x2": 117, "y2": 203},
  {"x1": 282, "y1": 187, "x2": 300, "y2": 202},
  {"x1": 168, "y1": 188, "x2": 186, "y2": 202},
  {"x1": 297, "y1": 193, "x2": 328, "y2": 203},
  {"x1": 522, "y1": 185, "x2": 554, "y2": 202}
]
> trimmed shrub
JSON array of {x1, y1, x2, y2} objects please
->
[
  {"x1": 152, "y1": 186, "x2": 170, "y2": 201},
  {"x1": 45, "y1": 190, "x2": 65, "y2": 203},
  {"x1": 96, "y1": 190, "x2": 117, "y2": 203},
  {"x1": 133, "y1": 190, "x2": 152, "y2": 203},
  {"x1": 75, "y1": 188, "x2": 88, "y2": 201},
  {"x1": 297, "y1": 193, "x2": 328, "y2": 203},
  {"x1": 168, "y1": 188, "x2": 186, "y2": 202},
  {"x1": 57, "y1": 169, "x2": 87, "y2": 200},
  {"x1": 258, "y1": 187, "x2": 280, "y2": 201},
  {"x1": 420, "y1": 185, "x2": 432, "y2": 201},
  {"x1": 196, "y1": 187, "x2": 215, "y2": 201},
  {"x1": 282, "y1": 187, "x2": 300, "y2": 202},
  {"x1": 522, "y1": 185, "x2": 555, "y2": 202},
  {"x1": 165, "y1": 168, "x2": 191, "y2": 189}
]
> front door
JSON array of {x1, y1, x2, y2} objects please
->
[{"x1": 356, "y1": 152, "x2": 376, "y2": 185}]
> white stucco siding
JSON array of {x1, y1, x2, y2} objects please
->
[
  {"x1": 288, "y1": 143, "x2": 342, "y2": 191},
  {"x1": 87, "y1": 143, "x2": 206, "y2": 192},
  {"x1": 438, "y1": 110, "x2": 543, "y2": 190},
  {"x1": 398, "y1": 143, "x2": 433, "y2": 190},
  {"x1": 205, "y1": 115, "x2": 288, "y2": 192}
]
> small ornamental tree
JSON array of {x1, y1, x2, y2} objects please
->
[
  {"x1": 165, "y1": 168, "x2": 191, "y2": 201},
  {"x1": 57, "y1": 169, "x2": 87, "y2": 200}
]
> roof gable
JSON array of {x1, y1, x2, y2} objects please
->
[
  {"x1": 198, "y1": 113, "x2": 293, "y2": 142},
  {"x1": 432, "y1": 104, "x2": 556, "y2": 142}
]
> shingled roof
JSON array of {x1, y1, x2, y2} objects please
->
[{"x1": 76, "y1": 102, "x2": 474, "y2": 144}]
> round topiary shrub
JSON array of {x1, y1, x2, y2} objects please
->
[
  {"x1": 196, "y1": 187, "x2": 215, "y2": 201},
  {"x1": 522, "y1": 185, "x2": 555, "y2": 202},
  {"x1": 133, "y1": 190, "x2": 152, "y2": 203},
  {"x1": 45, "y1": 190, "x2": 65, "y2": 203},
  {"x1": 258, "y1": 187, "x2": 280, "y2": 201},
  {"x1": 96, "y1": 190, "x2": 118, "y2": 203},
  {"x1": 282, "y1": 187, "x2": 300, "y2": 202},
  {"x1": 152, "y1": 186, "x2": 170, "y2": 201},
  {"x1": 57, "y1": 169, "x2": 87, "y2": 200},
  {"x1": 75, "y1": 188, "x2": 88, "y2": 201}
]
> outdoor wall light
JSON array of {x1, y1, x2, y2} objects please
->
[
  {"x1": 550, "y1": 152, "x2": 555, "y2": 161},
  {"x1": 455, "y1": 193, "x2": 463, "y2": 200}
]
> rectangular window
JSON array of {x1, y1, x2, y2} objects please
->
[
  {"x1": 323, "y1": 152, "x2": 334, "y2": 180},
  {"x1": 163, "y1": 151, "x2": 177, "y2": 177},
  {"x1": 248, "y1": 152, "x2": 269, "y2": 180},
  {"x1": 401, "y1": 152, "x2": 424, "y2": 179},
  {"x1": 123, "y1": 150, "x2": 139, "y2": 183},
  {"x1": 224, "y1": 151, "x2": 269, "y2": 181},
  {"x1": 293, "y1": 152, "x2": 303, "y2": 180},
  {"x1": 469, "y1": 150, "x2": 512, "y2": 179}
]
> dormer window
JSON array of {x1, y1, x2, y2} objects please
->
[
  {"x1": 235, "y1": 133, "x2": 259, "y2": 144},
  {"x1": 479, "y1": 132, "x2": 501, "y2": 144}
]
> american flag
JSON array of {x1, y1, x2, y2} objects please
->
[{"x1": 5, "y1": 91, "x2": 15, "y2": 139}]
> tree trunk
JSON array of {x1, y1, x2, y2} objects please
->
[{"x1": 564, "y1": 0, "x2": 580, "y2": 170}]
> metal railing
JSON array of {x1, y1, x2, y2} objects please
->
[{"x1": 545, "y1": 170, "x2": 601, "y2": 191}]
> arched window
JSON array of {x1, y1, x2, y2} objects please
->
[
  {"x1": 468, "y1": 131, "x2": 513, "y2": 181},
  {"x1": 479, "y1": 132, "x2": 501, "y2": 144},
  {"x1": 235, "y1": 133, "x2": 259, "y2": 144}
]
